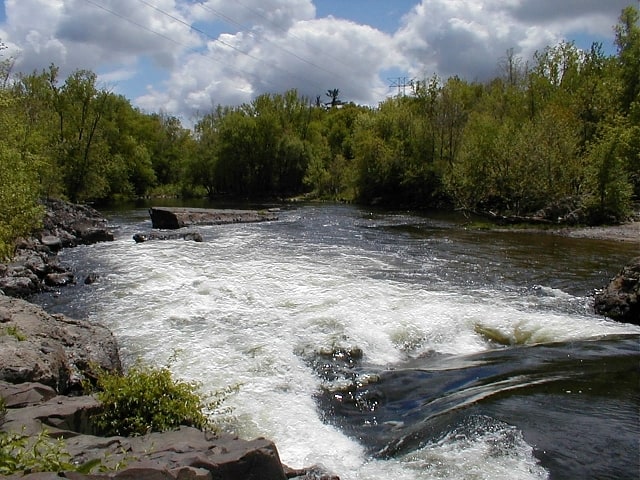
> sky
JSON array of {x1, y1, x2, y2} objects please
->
[{"x1": 0, "y1": 0, "x2": 635, "y2": 125}]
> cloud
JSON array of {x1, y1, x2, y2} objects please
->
[
  {"x1": 4, "y1": 0, "x2": 201, "y2": 77},
  {"x1": 394, "y1": 0, "x2": 630, "y2": 81},
  {"x1": 136, "y1": 15, "x2": 396, "y2": 120},
  {"x1": 190, "y1": 0, "x2": 316, "y2": 33}
]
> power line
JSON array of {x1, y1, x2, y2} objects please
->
[
  {"x1": 388, "y1": 76, "x2": 415, "y2": 96},
  {"x1": 134, "y1": 0, "x2": 330, "y2": 91},
  {"x1": 195, "y1": 1, "x2": 349, "y2": 83},
  {"x1": 80, "y1": 0, "x2": 329, "y2": 98}
]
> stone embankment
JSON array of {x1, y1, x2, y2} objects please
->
[{"x1": 0, "y1": 199, "x2": 337, "y2": 480}]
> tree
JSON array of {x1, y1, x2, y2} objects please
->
[
  {"x1": 46, "y1": 67, "x2": 111, "y2": 202},
  {"x1": 584, "y1": 123, "x2": 634, "y2": 222},
  {"x1": 326, "y1": 88, "x2": 341, "y2": 107},
  {"x1": 0, "y1": 74, "x2": 43, "y2": 258},
  {"x1": 614, "y1": 6, "x2": 640, "y2": 115}
]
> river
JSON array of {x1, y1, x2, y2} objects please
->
[{"x1": 33, "y1": 202, "x2": 639, "y2": 480}]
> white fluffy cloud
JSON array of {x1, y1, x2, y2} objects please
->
[
  {"x1": 0, "y1": 0, "x2": 632, "y2": 123},
  {"x1": 395, "y1": 0, "x2": 631, "y2": 81}
]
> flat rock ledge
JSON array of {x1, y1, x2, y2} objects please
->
[
  {"x1": 0, "y1": 298, "x2": 339, "y2": 480},
  {"x1": 594, "y1": 256, "x2": 640, "y2": 325},
  {"x1": 149, "y1": 207, "x2": 278, "y2": 229}
]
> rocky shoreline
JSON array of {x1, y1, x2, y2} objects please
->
[{"x1": 0, "y1": 199, "x2": 337, "y2": 480}]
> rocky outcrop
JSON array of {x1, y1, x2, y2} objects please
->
[
  {"x1": 0, "y1": 296, "x2": 121, "y2": 393},
  {"x1": 133, "y1": 231, "x2": 204, "y2": 243},
  {"x1": 41, "y1": 198, "x2": 114, "y2": 248},
  {"x1": 149, "y1": 207, "x2": 278, "y2": 229},
  {"x1": 594, "y1": 257, "x2": 640, "y2": 325},
  {"x1": 0, "y1": 199, "x2": 114, "y2": 297}
]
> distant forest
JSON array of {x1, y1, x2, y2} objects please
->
[{"x1": 0, "y1": 7, "x2": 638, "y2": 257}]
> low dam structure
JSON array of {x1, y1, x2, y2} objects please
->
[{"x1": 149, "y1": 207, "x2": 279, "y2": 229}]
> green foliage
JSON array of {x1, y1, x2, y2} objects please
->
[
  {"x1": 0, "y1": 89, "x2": 44, "y2": 259},
  {"x1": 584, "y1": 123, "x2": 634, "y2": 222},
  {"x1": 91, "y1": 361, "x2": 235, "y2": 437},
  {"x1": 1, "y1": 325, "x2": 27, "y2": 341},
  {"x1": 0, "y1": 430, "x2": 83, "y2": 475}
]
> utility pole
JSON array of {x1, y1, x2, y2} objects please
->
[{"x1": 388, "y1": 76, "x2": 415, "y2": 96}]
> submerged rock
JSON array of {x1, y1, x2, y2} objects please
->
[
  {"x1": 149, "y1": 207, "x2": 278, "y2": 229},
  {"x1": 594, "y1": 257, "x2": 640, "y2": 325},
  {"x1": 133, "y1": 231, "x2": 204, "y2": 243}
]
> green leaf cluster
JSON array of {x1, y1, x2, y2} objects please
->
[
  {"x1": 0, "y1": 430, "x2": 80, "y2": 475},
  {"x1": 91, "y1": 361, "x2": 231, "y2": 437},
  {"x1": 1, "y1": 325, "x2": 27, "y2": 341}
]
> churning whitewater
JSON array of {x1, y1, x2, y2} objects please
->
[{"x1": 39, "y1": 203, "x2": 640, "y2": 480}]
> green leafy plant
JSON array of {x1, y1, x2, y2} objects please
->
[
  {"x1": 1, "y1": 325, "x2": 26, "y2": 341},
  {"x1": 0, "y1": 429, "x2": 100, "y2": 475},
  {"x1": 91, "y1": 361, "x2": 236, "y2": 437}
]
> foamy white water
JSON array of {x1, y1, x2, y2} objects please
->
[{"x1": 58, "y1": 205, "x2": 639, "y2": 480}]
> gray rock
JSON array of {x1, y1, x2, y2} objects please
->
[
  {"x1": 45, "y1": 272, "x2": 76, "y2": 287},
  {"x1": 0, "y1": 381, "x2": 57, "y2": 408},
  {"x1": 40, "y1": 235, "x2": 63, "y2": 252},
  {"x1": 133, "y1": 231, "x2": 204, "y2": 243},
  {"x1": 0, "y1": 296, "x2": 121, "y2": 393},
  {"x1": 2, "y1": 393, "x2": 102, "y2": 436},
  {"x1": 594, "y1": 257, "x2": 640, "y2": 325}
]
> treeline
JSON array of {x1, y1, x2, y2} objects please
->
[{"x1": 1, "y1": 7, "x2": 638, "y2": 256}]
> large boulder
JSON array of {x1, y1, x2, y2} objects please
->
[
  {"x1": 594, "y1": 257, "x2": 640, "y2": 325},
  {"x1": 0, "y1": 296, "x2": 121, "y2": 393},
  {"x1": 149, "y1": 207, "x2": 278, "y2": 229}
]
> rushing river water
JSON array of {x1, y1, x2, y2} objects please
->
[{"x1": 34, "y1": 203, "x2": 639, "y2": 480}]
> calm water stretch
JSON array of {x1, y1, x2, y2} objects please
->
[{"x1": 34, "y1": 203, "x2": 640, "y2": 480}]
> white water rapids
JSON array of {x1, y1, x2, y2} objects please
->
[{"x1": 51, "y1": 204, "x2": 639, "y2": 480}]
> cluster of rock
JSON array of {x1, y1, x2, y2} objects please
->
[
  {"x1": 0, "y1": 199, "x2": 337, "y2": 479},
  {"x1": 0, "y1": 199, "x2": 113, "y2": 297},
  {"x1": 594, "y1": 256, "x2": 640, "y2": 325}
]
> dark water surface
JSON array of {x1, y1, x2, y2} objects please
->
[{"x1": 34, "y1": 203, "x2": 640, "y2": 480}]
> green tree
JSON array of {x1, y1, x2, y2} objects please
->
[
  {"x1": 615, "y1": 6, "x2": 640, "y2": 115},
  {"x1": 48, "y1": 67, "x2": 111, "y2": 202},
  {"x1": 0, "y1": 45, "x2": 44, "y2": 258},
  {"x1": 584, "y1": 122, "x2": 634, "y2": 222}
]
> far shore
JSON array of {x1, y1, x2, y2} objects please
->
[{"x1": 553, "y1": 221, "x2": 639, "y2": 243}]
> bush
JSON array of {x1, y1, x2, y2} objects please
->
[
  {"x1": 0, "y1": 429, "x2": 100, "y2": 475},
  {"x1": 91, "y1": 361, "x2": 234, "y2": 437}
]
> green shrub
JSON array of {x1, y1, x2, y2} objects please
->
[
  {"x1": 1, "y1": 325, "x2": 26, "y2": 341},
  {"x1": 91, "y1": 361, "x2": 234, "y2": 437},
  {"x1": 0, "y1": 429, "x2": 100, "y2": 475}
]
